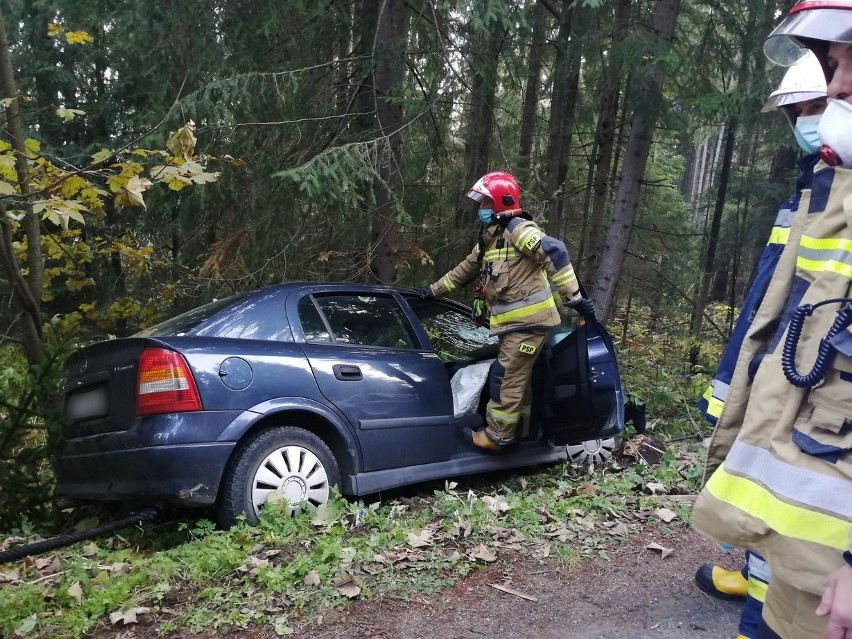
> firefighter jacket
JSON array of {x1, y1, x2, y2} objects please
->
[
  {"x1": 428, "y1": 215, "x2": 583, "y2": 335},
  {"x1": 692, "y1": 161, "x2": 852, "y2": 599},
  {"x1": 698, "y1": 153, "x2": 820, "y2": 425}
]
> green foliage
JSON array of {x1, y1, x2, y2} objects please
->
[{"x1": 0, "y1": 316, "x2": 80, "y2": 530}]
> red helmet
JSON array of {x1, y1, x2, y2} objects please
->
[
  {"x1": 764, "y1": 0, "x2": 852, "y2": 76},
  {"x1": 465, "y1": 171, "x2": 522, "y2": 219}
]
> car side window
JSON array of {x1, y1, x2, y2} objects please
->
[
  {"x1": 304, "y1": 294, "x2": 417, "y2": 349},
  {"x1": 297, "y1": 296, "x2": 332, "y2": 342},
  {"x1": 407, "y1": 299, "x2": 497, "y2": 363}
]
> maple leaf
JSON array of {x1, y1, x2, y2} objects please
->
[
  {"x1": 65, "y1": 30, "x2": 94, "y2": 45},
  {"x1": 166, "y1": 121, "x2": 197, "y2": 162},
  {"x1": 56, "y1": 107, "x2": 85, "y2": 122},
  {"x1": 124, "y1": 175, "x2": 152, "y2": 209}
]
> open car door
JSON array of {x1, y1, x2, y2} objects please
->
[{"x1": 532, "y1": 317, "x2": 625, "y2": 445}]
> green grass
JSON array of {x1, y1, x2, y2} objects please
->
[{"x1": 0, "y1": 445, "x2": 705, "y2": 638}]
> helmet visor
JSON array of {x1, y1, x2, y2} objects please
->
[
  {"x1": 765, "y1": 8, "x2": 852, "y2": 66},
  {"x1": 761, "y1": 90, "x2": 827, "y2": 111}
]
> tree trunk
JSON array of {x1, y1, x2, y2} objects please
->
[
  {"x1": 589, "y1": 0, "x2": 682, "y2": 322},
  {"x1": 0, "y1": 9, "x2": 44, "y2": 366},
  {"x1": 586, "y1": 0, "x2": 631, "y2": 268},
  {"x1": 458, "y1": 1, "x2": 506, "y2": 221},
  {"x1": 368, "y1": 0, "x2": 405, "y2": 283},
  {"x1": 517, "y1": 1, "x2": 548, "y2": 186},
  {"x1": 542, "y1": 0, "x2": 574, "y2": 236}
]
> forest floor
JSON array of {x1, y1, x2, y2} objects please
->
[{"x1": 90, "y1": 519, "x2": 744, "y2": 639}]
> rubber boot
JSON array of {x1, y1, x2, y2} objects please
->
[{"x1": 694, "y1": 564, "x2": 747, "y2": 601}]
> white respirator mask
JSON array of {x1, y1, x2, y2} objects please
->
[{"x1": 817, "y1": 98, "x2": 852, "y2": 166}]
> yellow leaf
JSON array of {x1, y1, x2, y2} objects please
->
[
  {"x1": 91, "y1": 148, "x2": 112, "y2": 164},
  {"x1": 191, "y1": 171, "x2": 220, "y2": 185},
  {"x1": 56, "y1": 107, "x2": 86, "y2": 122},
  {"x1": 0, "y1": 97, "x2": 14, "y2": 109},
  {"x1": 47, "y1": 23, "x2": 64, "y2": 37},
  {"x1": 166, "y1": 121, "x2": 197, "y2": 161},
  {"x1": 0, "y1": 181, "x2": 16, "y2": 195},
  {"x1": 165, "y1": 175, "x2": 192, "y2": 191},
  {"x1": 64, "y1": 30, "x2": 94, "y2": 45},
  {"x1": 24, "y1": 138, "x2": 41, "y2": 156},
  {"x1": 123, "y1": 174, "x2": 151, "y2": 209}
]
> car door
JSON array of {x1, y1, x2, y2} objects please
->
[{"x1": 292, "y1": 291, "x2": 455, "y2": 472}]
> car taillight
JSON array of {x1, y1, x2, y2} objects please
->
[{"x1": 136, "y1": 348, "x2": 202, "y2": 416}]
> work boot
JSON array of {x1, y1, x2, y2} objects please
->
[
  {"x1": 694, "y1": 563, "x2": 747, "y2": 601},
  {"x1": 464, "y1": 428, "x2": 513, "y2": 453}
]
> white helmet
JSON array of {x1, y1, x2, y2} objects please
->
[{"x1": 761, "y1": 50, "x2": 827, "y2": 113}]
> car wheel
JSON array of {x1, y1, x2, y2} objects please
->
[
  {"x1": 566, "y1": 436, "x2": 621, "y2": 467},
  {"x1": 216, "y1": 426, "x2": 340, "y2": 528}
]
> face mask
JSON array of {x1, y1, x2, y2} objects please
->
[
  {"x1": 817, "y1": 98, "x2": 852, "y2": 165},
  {"x1": 478, "y1": 208, "x2": 495, "y2": 225},
  {"x1": 793, "y1": 114, "x2": 822, "y2": 154}
]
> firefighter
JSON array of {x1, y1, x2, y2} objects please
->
[
  {"x1": 419, "y1": 171, "x2": 594, "y2": 453},
  {"x1": 693, "y1": 2, "x2": 852, "y2": 637},
  {"x1": 694, "y1": 51, "x2": 827, "y2": 639}
]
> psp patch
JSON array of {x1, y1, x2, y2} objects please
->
[
  {"x1": 524, "y1": 234, "x2": 542, "y2": 251},
  {"x1": 519, "y1": 342, "x2": 537, "y2": 355}
]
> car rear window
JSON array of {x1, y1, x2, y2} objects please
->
[{"x1": 135, "y1": 296, "x2": 242, "y2": 337}]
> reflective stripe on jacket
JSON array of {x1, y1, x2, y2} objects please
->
[
  {"x1": 692, "y1": 162, "x2": 852, "y2": 598},
  {"x1": 428, "y1": 216, "x2": 582, "y2": 335},
  {"x1": 698, "y1": 154, "x2": 819, "y2": 424}
]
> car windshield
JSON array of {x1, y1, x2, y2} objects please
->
[{"x1": 134, "y1": 295, "x2": 242, "y2": 337}]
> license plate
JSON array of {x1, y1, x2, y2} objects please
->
[{"x1": 66, "y1": 387, "x2": 108, "y2": 420}]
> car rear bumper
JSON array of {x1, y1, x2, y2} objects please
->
[
  {"x1": 56, "y1": 411, "x2": 242, "y2": 505},
  {"x1": 56, "y1": 443, "x2": 235, "y2": 505}
]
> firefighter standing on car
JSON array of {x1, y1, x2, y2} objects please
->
[
  {"x1": 692, "y1": 2, "x2": 852, "y2": 637},
  {"x1": 693, "y1": 51, "x2": 827, "y2": 639},
  {"x1": 419, "y1": 171, "x2": 594, "y2": 453}
]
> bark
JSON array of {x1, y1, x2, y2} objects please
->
[
  {"x1": 459, "y1": 1, "x2": 507, "y2": 220},
  {"x1": 542, "y1": 0, "x2": 574, "y2": 236},
  {"x1": 586, "y1": 0, "x2": 631, "y2": 268},
  {"x1": 589, "y1": 0, "x2": 682, "y2": 322},
  {"x1": 368, "y1": 0, "x2": 405, "y2": 283},
  {"x1": 0, "y1": 9, "x2": 44, "y2": 366},
  {"x1": 517, "y1": 2, "x2": 548, "y2": 186}
]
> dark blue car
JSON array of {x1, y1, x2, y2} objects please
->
[{"x1": 57, "y1": 282, "x2": 624, "y2": 527}]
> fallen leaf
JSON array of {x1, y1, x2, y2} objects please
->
[
  {"x1": 471, "y1": 544, "x2": 497, "y2": 563},
  {"x1": 66, "y1": 581, "x2": 83, "y2": 604},
  {"x1": 109, "y1": 607, "x2": 150, "y2": 625},
  {"x1": 645, "y1": 541, "x2": 673, "y2": 559},
  {"x1": 655, "y1": 507, "x2": 677, "y2": 523},
  {"x1": 609, "y1": 522, "x2": 629, "y2": 536},
  {"x1": 646, "y1": 482, "x2": 666, "y2": 494},
  {"x1": 480, "y1": 495, "x2": 510, "y2": 513},
  {"x1": 333, "y1": 574, "x2": 361, "y2": 599},
  {"x1": 311, "y1": 503, "x2": 335, "y2": 526},
  {"x1": 304, "y1": 571, "x2": 321, "y2": 586},
  {"x1": 407, "y1": 529, "x2": 434, "y2": 548}
]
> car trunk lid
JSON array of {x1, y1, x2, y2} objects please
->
[{"x1": 63, "y1": 338, "x2": 148, "y2": 438}]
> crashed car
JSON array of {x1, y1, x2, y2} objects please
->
[{"x1": 56, "y1": 282, "x2": 624, "y2": 527}]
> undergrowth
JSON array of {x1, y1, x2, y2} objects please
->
[{"x1": 0, "y1": 445, "x2": 705, "y2": 639}]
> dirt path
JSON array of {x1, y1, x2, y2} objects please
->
[{"x1": 279, "y1": 526, "x2": 743, "y2": 639}]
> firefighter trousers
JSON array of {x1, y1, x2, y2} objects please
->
[{"x1": 484, "y1": 329, "x2": 547, "y2": 441}]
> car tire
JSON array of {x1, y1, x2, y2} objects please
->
[{"x1": 216, "y1": 426, "x2": 340, "y2": 528}]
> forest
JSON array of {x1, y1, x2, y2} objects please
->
[{"x1": 0, "y1": 0, "x2": 803, "y2": 531}]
